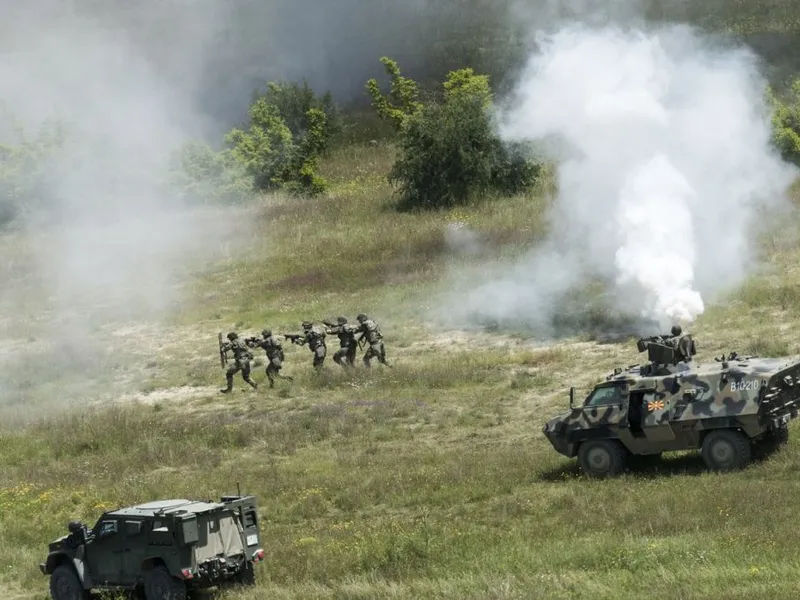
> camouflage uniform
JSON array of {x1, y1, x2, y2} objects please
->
[
  {"x1": 220, "y1": 331, "x2": 258, "y2": 393},
  {"x1": 248, "y1": 329, "x2": 292, "y2": 388},
  {"x1": 325, "y1": 316, "x2": 358, "y2": 368},
  {"x1": 64, "y1": 521, "x2": 90, "y2": 549},
  {"x1": 666, "y1": 325, "x2": 695, "y2": 363},
  {"x1": 293, "y1": 321, "x2": 327, "y2": 369},
  {"x1": 355, "y1": 313, "x2": 390, "y2": 367}
]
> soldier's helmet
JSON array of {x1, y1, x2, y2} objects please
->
[
  {"x1": 302, "y1": 320, "x2": 312, "y2": 329},
  {"x1": 262, "y1": 328, "x2": 271, "y2": 337},
  {"x1": 227, "y1": 331, "x2": 237, "y2": 340},
  {"x1": 337, "y1": 316, "x2": 347, "y2": 324},
  {"x1": 68, "y1": 521, "x2": 83, "y2": 533},
  {"x1": 671, "y1": 324, "x2": 682, "y2": 336},
  {"x1": 357, "y1": 313, "x2": 367, "y2": 322}
]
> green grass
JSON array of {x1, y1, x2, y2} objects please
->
[{"x1": 8, "y1": 114, "x2": 800, "y2": 599}]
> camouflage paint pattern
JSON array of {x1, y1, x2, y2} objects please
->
[{"x1": 543, "y1": 352, "x2": 800, "y2": 458}]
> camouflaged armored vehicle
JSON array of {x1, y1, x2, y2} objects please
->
[
  {"x1": 40, "y1": 494, "x2": 264, "y2": 600},
  {"x1": 542, "y1": 336, "x2": 800, "y2": 478}
]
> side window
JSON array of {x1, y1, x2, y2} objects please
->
[
  {"x1": 148, "y1": 520, "x2": 173, "y2": 545},
  {"x1": 208, "y1": 519, "x2": 220, "y2": 534},
  {"x1": 96, "y1": 520, "x2": 118, "y2": 538},
  {"x1": 124, "y1": 521, "x2": 143, "y2": 536},
  {"x1": 584, "y1": 385, "x2": 625, "y2": 406},
  {"x1": 243, "y1": 510, "x2": 257, "y2": 528}
]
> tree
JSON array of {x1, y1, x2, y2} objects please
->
[
  {"x1": 365, "y1": 57, "x2": 424, "y2": 132},
  {"x1": 170, "y1": 141, "x2": 252, "y2": 204},
  {"x1": 369, "y1": 61, "x2": 541, "y2": 210},
  {"x1": 768, "y1": 79, "x2": 800, "y2": 166},
  {"x1": 223, "y1": 82, "x2": 335, "y2": 197},
  {"x1": 255, "y1": 81, "x2": 343, "y2": 152},
  {"x1": 0, "y1": 118, "x2": 66, "y2": 225},
  {"x1": 225, "y1": 99, "x2": 295, "y2": 191}
]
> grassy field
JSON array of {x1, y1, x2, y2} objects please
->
[{"x1": 5, "y1": 133, "x2": 800, "y2": 600}]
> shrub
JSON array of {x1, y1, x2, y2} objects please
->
[
  {"x1": 256, "y1": 81, "x2": 343, "y2": 152},
  {"x1": 365, "y1": 57, "x2": 424, "y2": 132},
  {"x1": 0, "y1": 118, "x2": 66, "y2": 225},
  {"x1": 768, "y1": 79, "x2": 800, "y2": 166},
  {"x1": 368, "y1": 60, "x2": 541, "y2": 210},
  {"x1": 169, "y1": 140, "x2": 253, "y2": 204},
  {"x1": 223, "y1": 81, "x2": 334, "y2": 197}
]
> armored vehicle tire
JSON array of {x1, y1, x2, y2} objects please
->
[
  {"x1": 143, "y1": 566, "x2": 187, "y2": 600},
  {"x1": 577, "y1": 439, "x2": 627, "y2": 478},
  {"x1": 49, "y1": 564, "x2": 88, "y2": 600},
  {"x1": 701, "y1": 429, "x2": 752, "y2": 472}
]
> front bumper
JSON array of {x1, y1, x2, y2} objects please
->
[{"x1": 542, "y1": 423, "x2": 575, "y2": 457}]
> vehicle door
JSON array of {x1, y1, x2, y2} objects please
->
[
  {"x1": 640, "y1": 390, "x2": 676, "y2": 441},
  {"x1": 580, "y1": 383, "x2": 629, "y2": 431},
  {"x1": 84, "y1": 518, "x2": 123, "y2": 584},
  {"x1": 119, "y1": 519, "x2": 147, "y2": 586}
]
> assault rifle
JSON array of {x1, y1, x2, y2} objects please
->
[
  {"x1": 284, "y1": 333, "x2": 303, "y2": 344},
  {"x1": 244, "y1": 336, "x2": 261, "y2": 348},
  {"x1": 218, "y1": 332, "x2": 227, "y2": 367}
]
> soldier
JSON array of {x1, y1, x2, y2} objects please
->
[
  {"x1": 668, "y1": 324, "x2": 696, "y2": 363},
  {"x1": 290, "y1": 321, "x2": 327, "y2": 369},
  {"x1": 64, "y1": 521, "x2": 90, "y2": 549},
  {"x1": 324, "y1": 316, "x2": 358, "y2": 368},
  {"x1": 219, "y1": 331, "x2": 258, "y2": 393},
  {"x1": 355, "y1": 313, "x2": 390, "y2": 368},
  {"x1": 247, "y1": 328, "x2": 293, "y2": 388}
]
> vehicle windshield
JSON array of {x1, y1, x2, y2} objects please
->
[{"x1": 584, "y1": 385, "x2": 625, "y2": 406}]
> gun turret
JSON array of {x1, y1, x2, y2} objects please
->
[{"x1": 637, "y1": 335, "x2": 666, "y2": 353}]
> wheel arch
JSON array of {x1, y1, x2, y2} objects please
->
[
  {"x1": 45, "y1": 552, "x2": 72, "y2": 575},
  {"x1": 141, "y1": 556, "x2": 168, "y2": 572}
]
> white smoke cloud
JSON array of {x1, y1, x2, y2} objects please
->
[
  {"x1": 0, "y1": 3, "x2": 254, "y2": 413},
  {"x1": 441, "y1": 22, "x2": 797, "y2": 335}
]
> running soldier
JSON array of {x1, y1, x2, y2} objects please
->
[
  {"x1": 246, "y1": 328, "x2": 293, "y2": 388},
  {"x1": 324, "y1": 316, "x2": 358, "y2": 368},
  {"x1": 287, "y1": 321, "x2": 327, "y2": 369},
  {"x1": 219, "y1": 331, "x2": 258, "y2": 393},
  {"x1": 355, "y1": 313, "x2": 390, "y2": 367}
]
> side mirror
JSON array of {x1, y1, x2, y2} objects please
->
[{"x1": 569, "y1": 387, "x2": 574, "y2": 408}]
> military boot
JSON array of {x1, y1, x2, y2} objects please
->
[{"x1": 220, "y1": 375, "x2": 234, "y2": 393}]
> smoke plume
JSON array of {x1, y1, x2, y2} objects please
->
[
  {"x1": 443, "y1": 22, "x2": 797, "y2": 336},
  {"x1": 0, "y1": 2, "x2": 255, "y2": 416}
]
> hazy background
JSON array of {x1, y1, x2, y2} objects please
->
[{"x1": 0, "y1": 0, "x2": 798, "y2": 415}]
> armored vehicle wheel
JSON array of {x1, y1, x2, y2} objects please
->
[
  {"x1": 577, "y1": 439, "x2": 627, "y2": 478},
  {"x1": 49, "y1": 564, "x2": 88, "y2": 600},
  {"x1": 144, "y1": 565, "x2": 186, "y2": 600},
  {"x1": 701, "y1": 429, "x2": 752, "y2": 472}
]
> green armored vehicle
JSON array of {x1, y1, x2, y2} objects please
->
[
  {"x1": 542, "y1": 336, "x2": 800, "y2": 478},
  {"x1": 40, "y1": 494, "x2": 264, "y2": 600}
]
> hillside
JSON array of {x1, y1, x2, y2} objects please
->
[
  {"x1": 7, "y1": 3, "x2": 800, "y2": 600},
  {"x1": 3, "y1": 136, "x2": 800, "y2": 599}
]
